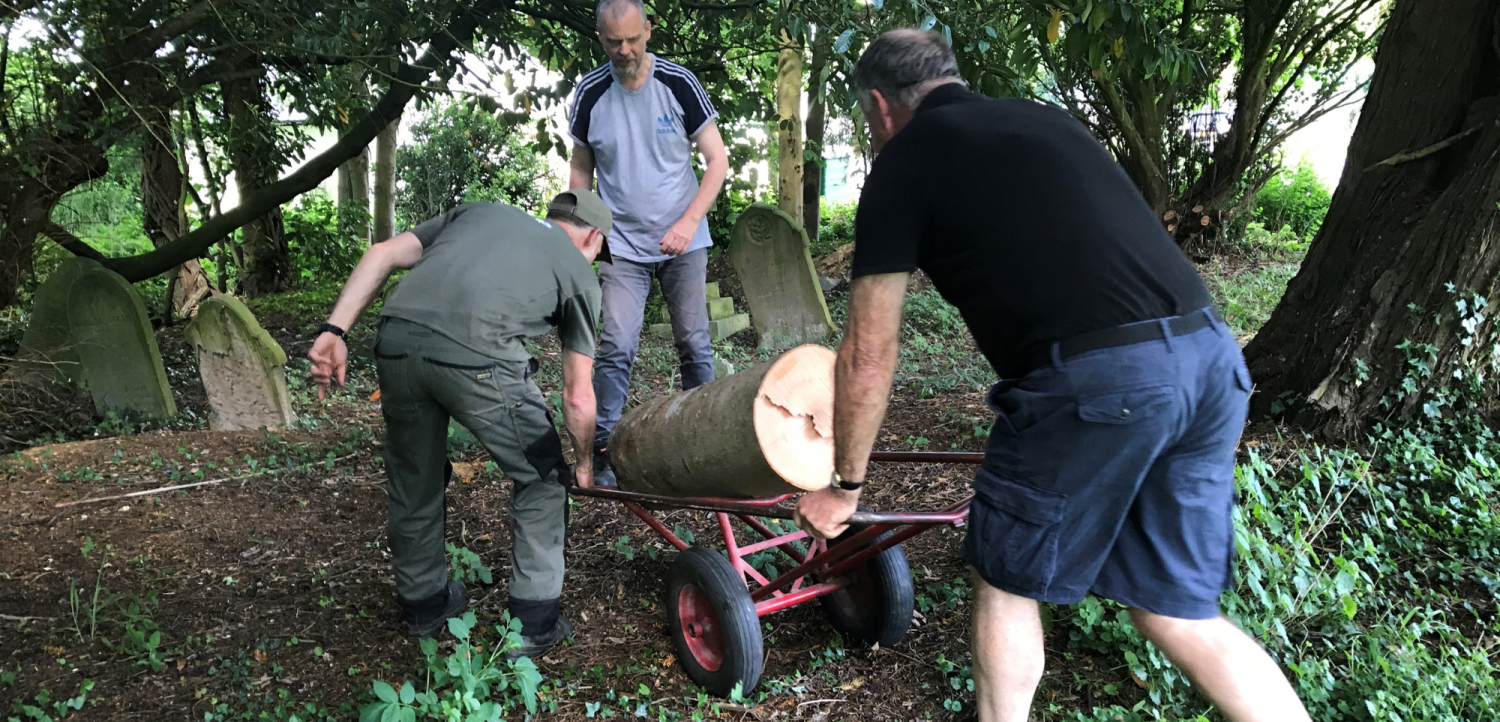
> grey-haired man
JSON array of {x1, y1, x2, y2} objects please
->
[
  {"x1": 568, "y1": 0, "x2": 730, "y2": 484},
  {"x1": 793, "y1": 29, "x2": 1310, "y2": 722}
]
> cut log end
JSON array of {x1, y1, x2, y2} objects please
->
[{"x1": 755, "y1": 344, "x2": 836, "y2": 491}]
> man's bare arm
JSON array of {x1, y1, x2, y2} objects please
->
[
  {"x1": 560, "y1": 349, "x2": 597, "y2": 487},
  {"x1": 308, "y1": 232, "x2": 423, "y2": 398},
  {"x1": 686, "y1": 121, "x2": 728, "y2": 224},
  {"x1": 324, "y1": 231, "x2": 422, "y2": 331},
  {"x1": 570, "y1": 143, "x2": 595, "y2": 191},
  {"x1": 835, "y1": 272, "x2": 908, "y2": 481},
  {"x1": 659, "y1": 122, "x2": 729, "y2": 255},
  {"x1": 794, "y1": 272, "x2": 908, "y2": 539}
]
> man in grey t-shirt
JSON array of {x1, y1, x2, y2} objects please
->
[{"x1": 569, "y1": 0, "x2": 729, "y2": 482}]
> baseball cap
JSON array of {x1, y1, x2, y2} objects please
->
[{"x1": 548, "y1": 189, "x2": 614, "y2": 263}]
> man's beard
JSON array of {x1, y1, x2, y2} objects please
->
[{"x1": 613, "y1": 55, "x2": 643, "y2": 77}]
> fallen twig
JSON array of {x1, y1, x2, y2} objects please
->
[
  {"x1": 54, "y1": 478, "x2": 234, "y2": 508},
  {"x1": 1, "y1": 614, "x2": 52, "y2": 622}
]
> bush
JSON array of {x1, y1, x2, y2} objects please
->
[
  {"x1": 284, "y1": 190, "x2": 366, "y2": 286},
  {"x1": 396, "y1": 100, "x2": 555, "y2": 227},
  {"x1": 1251, "y1": 160, "x2": 1332, "y2": 240},
  {"x1": 814, "y1": 200, "x2": 857, "y2": 258}
]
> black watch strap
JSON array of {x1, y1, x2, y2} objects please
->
[
  {"x1": 317, "y1": 322, "x2": 347, "y2": 340},
  {"x1": 832, "y1": 471, "x2": 866, "y2": 491}
]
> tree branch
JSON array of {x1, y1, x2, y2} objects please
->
[
  {"x1": 39, "y1": 223, "x2": 111, "y2": 265},
  {"x1": 1363, "y1": 125, "x2": 1483, "y2": 172},
  {"x1": 102, "y1": 0, "x2": 506, "y2": 281}
]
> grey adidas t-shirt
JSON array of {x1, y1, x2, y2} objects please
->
[{"x1": 568, "y1": 54, "x2": 718, "y2": 263}]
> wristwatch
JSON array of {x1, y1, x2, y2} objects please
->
[
  {"x1": 831, "y1": 471, "x2": 866, "y2": 491},
  {"x1": 317, "y1": 322, "x2": 347, "y2": 340}
]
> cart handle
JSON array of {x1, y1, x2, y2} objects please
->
[{"x1": 569, "y1": 485, "x2": 970, "y2": 525}]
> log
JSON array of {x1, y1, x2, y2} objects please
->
[{"x1": 609, "y1": 345, "x2": 835, "y2": 498}]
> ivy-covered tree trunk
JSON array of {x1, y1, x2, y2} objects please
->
[
  {"x1": 1243, "y1": 0, "x2": 1500, "y2": 439},
  {"x1": 802, "y1": 32, "x2": 829, "y2": 243},
  {"x1": 223, "y1": 74, "x2": 290, "y2": 297},
  {"x1": 139, "y1": 109, "x2": 214, "y2": 317}
]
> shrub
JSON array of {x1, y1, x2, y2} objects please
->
[
  {"x1": 284, "y1": 190, "x2": 366, "y2": 286},
  {"x1": 1251, "y1": 160, "x2": 1332, "y2": 240},
  {"x1": 396, "y1": 100, "x2": 555, "y2": 227}
]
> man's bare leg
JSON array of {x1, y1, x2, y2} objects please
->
[
  {"x1": 971, "y1": 572, "x2": 1045, "y2": 722},
  {"x1": 1128, "y1": 609, "x2": 1310, "y2": 722}
]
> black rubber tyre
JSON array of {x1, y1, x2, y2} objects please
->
[
  {"x1": 817, "y1": 523, "x2": 915, "y2": 647},
  {"x1": 664, "y1": 547, "x2": 764, "y2": 697}
]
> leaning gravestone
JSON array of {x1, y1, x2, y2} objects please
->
[
  {"x1": 183, "y1": 295, "x2": 295, "y2": 431},
  {"x1": 68, "y1": 260, "x2": 176, "y2": 419},
  {"x1": 728, "y1": 204, "x2": 836, "y2": 350},
  {"x1": 14, "y1": 257, "x2": 93, "y2": 385}
]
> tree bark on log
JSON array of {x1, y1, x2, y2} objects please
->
[
  {"x1": 609, "y1": 345, "x2": 835, "y2": 498},
  {"x1": 776, "y1": 32, "x2": 804, "y2": 226},
  {"x1": 1243, "y1": 0, "x2": 1500, "y2": 439},
  {"x1": 373, "y1": 112, "x2": 401, "y2": 242}
]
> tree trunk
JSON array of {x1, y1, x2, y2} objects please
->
[
  {"x1": 802, "y1": 31, "x2": 829, "y2": 244},
  {"x1": 776, "y1": 32, "x2": 804, "y2": 225},
  {"x1": 1243, "y1": 0, "x2": 1500, "y2": 439},
  {"x1": 373, "y1": 112, "x2": 401, "y2": 242},
  {"x1": 224, "y1": 74, "x2": 289, "y2": 297},
  {"x1": 337, "y1": 71, "x2": 372, "y2": 243},
  {"x1": 610, "y1": 345, "x2": 834, "y2": 497},
  {"x1": 139, "y1": 109, "x2": 214, "y2": 317}
]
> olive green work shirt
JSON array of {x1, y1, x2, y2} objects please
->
[{"x1": 378, "y1": 202, "x2": 601, "y2": 361}]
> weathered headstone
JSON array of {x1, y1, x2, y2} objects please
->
[
  {"x1": 183, "y1": 295, "x2": 294, "y2": 431},
  {"x1": 728, "y1": 204, "x2": 836, "y2": 350},
  {"x1": 14, "y1": 257, "x2": 92, "y2": 385},
  {"x1": 68, "y1": 261, "x2": 176, "y2": 419}
]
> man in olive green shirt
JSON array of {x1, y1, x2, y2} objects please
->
[{"x1": 308, "y1": 191, "x2": 611, "y2": 657}]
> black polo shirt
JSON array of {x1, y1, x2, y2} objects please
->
[{"x1": 851, "y1": 84, "x2": 1214, "y2": 380}]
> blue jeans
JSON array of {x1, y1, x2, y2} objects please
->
[
  {"x1": 959, "y1": 309, "x2": 1250, "y2": 619},
  {"x1": 593, "y1": 249, "x2": 715, "y2": 450}
]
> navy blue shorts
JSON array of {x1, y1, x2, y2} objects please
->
[{"x1": 959, "y1": 309, "x2": 1250, "y2": 619}]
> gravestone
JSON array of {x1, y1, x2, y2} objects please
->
[
  {"x1": 68, "y1": 261, "x2": 176, "y2": 419},
  {"x1": 14, "y1": 257, "x2": 92, "y2": 385},
  {"x1": 183, "y1": 295, "x2": 295, "y2": 431},
  {"x1": 728, "y1": 204, "x2": 836, "y2": 350}
]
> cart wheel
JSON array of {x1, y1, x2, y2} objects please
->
[
  {"x1": 818, "y1": 524, "x2": 914, "y2": 647},
  {"x1": 665, "y1": 547, "x2": 764, "y2": 697}
]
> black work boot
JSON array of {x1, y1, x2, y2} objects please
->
[
  {"x1": 506, "y1": 615, "x2": 574, "y2": 661},
  {"x1": 398, "y1": 580, "x2": 469, "y2": 641}
]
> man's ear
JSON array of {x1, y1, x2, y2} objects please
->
[{"x1": 870, "y1": 89, "x2": 894, "y2": 135}]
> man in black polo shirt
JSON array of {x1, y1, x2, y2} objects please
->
[{"x1": 793, "y1": 30, "x2": 1308, "y2": 722}]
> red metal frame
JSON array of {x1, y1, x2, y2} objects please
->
[{"x1": 571, "y1": 450, "x2": 982, "y2": 618}]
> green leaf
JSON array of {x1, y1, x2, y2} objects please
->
[
  {"x1": 1334, "y1": 568, "x2": 1356, "y2": 595},
  {"x1": 833, "y1": 29, "x2": 854, "y2": 54},
  {"x1": 399, "y1": 681, "x2": 415, "y2": 705},
  {"x1": 359, "y1": 702, "x2": 389, "y2": 722},
  {"x1": 373, "y1": 681, "x2": 398, "y2": 704},
  {"x1": 919, "y1": 14, "x2": 936, "y2": 31},
  {"x1": 984, "y1": 25, "x2": 997, "y2": 38},
  {"x1": 1341, "y1": 594, "x2": 1358, "y2": 620}
]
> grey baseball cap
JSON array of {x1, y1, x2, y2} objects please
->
[{"x1": 548, "y1": 189, "x2": 614, "y2": 263}]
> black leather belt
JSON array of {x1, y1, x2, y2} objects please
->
[{"x1": 1025, "y1": 308, "x2": 1223, "y2": 373}]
